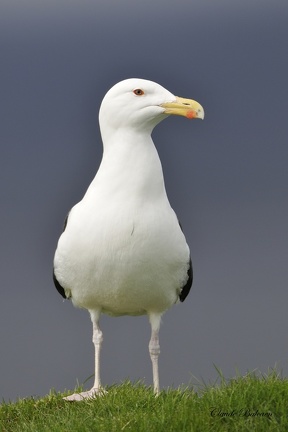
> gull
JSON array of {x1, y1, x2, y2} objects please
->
[{"x1": 53, "y1": 78, "x2": 204, "y2": 401}]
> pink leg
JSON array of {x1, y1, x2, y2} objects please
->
[
  {"x1": 63, "y1": 310, "x2": 106, "y2": 401},
  {"x1": 148, "y1": 313, "x2": 162, "y2": 395}
]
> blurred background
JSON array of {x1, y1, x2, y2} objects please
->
[{"x1": 1, "y1": 0, "x2": 288, "y2": 401}]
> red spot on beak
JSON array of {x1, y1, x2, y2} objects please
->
[{"x1": 186, "y1": 111, "x2": 197, "y2": 119}]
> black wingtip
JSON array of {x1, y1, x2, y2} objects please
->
[
  {"x1": 179, "y1": 257, "x2": 193, "y2": 302},
  {"x1": 177, "y1": 219, "x2": 193, "y2": 302},
  {"x1": 53, "y1": 270, "x2": 67, "y2": 299},
  {"x1": 63, "y1": 213, "x2": 69, "y2": 232},
  {"x1": 53, "y1": 211, "x2": 71, "y2": 299}
]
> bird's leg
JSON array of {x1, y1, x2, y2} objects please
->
[
  {"x1": 148, "y1": 313, "x2": 162, "y2": 396},
  {"x1": 63, "y1": 309, "x2": 106, "y2": 401},
  {"x1": 91, "y1": 310, "x2": 103, "y2": 392}
]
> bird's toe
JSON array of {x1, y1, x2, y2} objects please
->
[{"x1": 63, "y1": 387, "x2": 107, "y2": 401}]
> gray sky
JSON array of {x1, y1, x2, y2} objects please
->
[{"x1": 1, "y1": 0, "x2": 288, "y2": 401}]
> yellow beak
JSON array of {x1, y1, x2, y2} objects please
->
[{"x1": 160, "y1": 96, "x2": 204, "y2": 120}]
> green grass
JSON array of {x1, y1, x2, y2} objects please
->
[{"x1": 1, "y1": 370, "x2": 288, "y2": 431}]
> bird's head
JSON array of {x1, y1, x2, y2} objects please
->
[{"x1": 99, "y1": 78, "x2": 204, "y2": 139}]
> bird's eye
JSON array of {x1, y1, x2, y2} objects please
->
[{"x1": 133, "y1": 88, "x2": 145, "y2": 96}]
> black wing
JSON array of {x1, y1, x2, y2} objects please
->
[
  {"x1": 178, "y1": 220, "x2": 193, "y2": 302},
  {"x1": 62, "y1": 212, "x2": 70, "y2": 232},
  {"x1": 53, "y1": 270, "x2": 67, "y2": 299},
  {"x1": 179, "y1": 256, "x2": 193, "y2": 302},
  {"x1": 53, "y1": 211, "x2": 70, "y2": 299}
]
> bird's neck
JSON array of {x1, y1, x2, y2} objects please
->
[{"x1": 89, "y1": 129, "x2": 168, "y2": 201}]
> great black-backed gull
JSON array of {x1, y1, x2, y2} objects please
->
[{"x1": 53, "y1": 78, "x2": 204, "y2": 401}]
